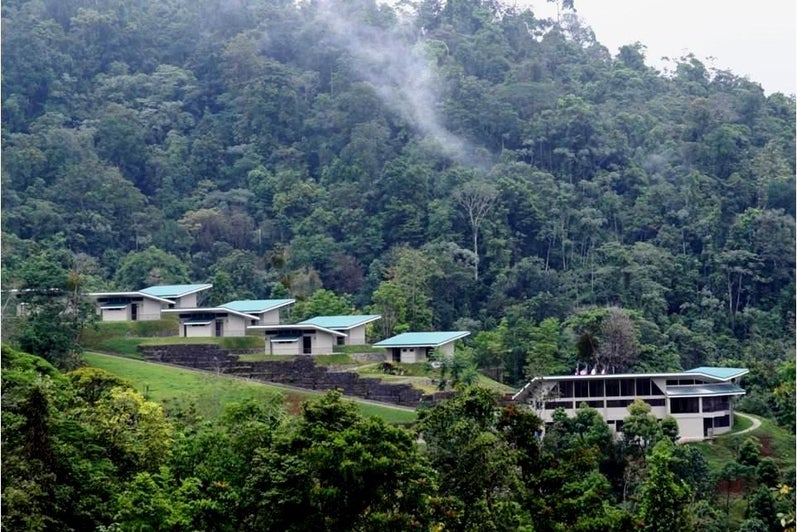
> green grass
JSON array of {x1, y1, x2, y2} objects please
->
[
  {"x1": 312, "y1": 354, "x2": 357, "y2": 365},
  {"x1": 333, "y1": 344, "x2": 386, "y2": 354},
  {"x1": 82, "y1": 331, "x2": 263, "y2": 359},
  {"x1": 81, "y1": 352, "x2": 417, "y2": 424},
  {"x1": 690, "y1": 413, "x2": 796, "y2": 473}
]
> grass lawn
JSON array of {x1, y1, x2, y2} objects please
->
[
  {"x1": 691, "y1": 412, "x2": 796, "y2": 473},
  {"x1": 81, "y1": 352, "x2": 417, "y2": 425}
]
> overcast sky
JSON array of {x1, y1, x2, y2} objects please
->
[{"x1": 529, "y1": 0, "x2": 796, "y2": 96}]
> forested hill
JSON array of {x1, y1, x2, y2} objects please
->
[{"x1": 2, "y1": 1, "x2": 795, "y2": 392}]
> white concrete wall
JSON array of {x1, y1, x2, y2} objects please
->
[
  {"x1": 438, "y1": 342, "x2": 456, "y2": 356},
  {"x1": 673, "y1": 415, "x2": 703, "y2": 440},
  {"x1": 399, "y1": 347, "x2": 430, "y2": 363},
  {"x1": 312, "y1": 332, "x2": 336, "y2": 354},
  {"x1": 175, "y1": 293, "x2": 198, "y2": 308},
  {"x1": 102, "y1": 308, "x2": 129, "y2": 321},
  {"x1": 139, "y1": 299, "x2": 164, "y2": 320},
  {"x1": 258, "y1": 308, "x2": 281, "y2": 325},
  {"x1": 185, "y1": 323, "x2": 213, "y2": 338},
  {"x1": 223, "y1": 316, "x2": 248, "y2": 337},
  {"x1": 346, "y1": 325, "x2": 367, "y2": 345},
  {"x1": 270, "y1": 341, "x2": 301, "y2": 355}
]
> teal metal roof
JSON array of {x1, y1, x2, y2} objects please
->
[
  {"x1": 222, "y1": 299, "x2": 294, "y2": 313},
  {"x1": 373, "y1": 331, "x2": 470, "y2": 348},
  {"x1": 666, "y1": 383, "x2": 746, "y2": 397},
  {"x1": 140, "y1": 284, "x2": 212, "y2": 298},
  {"x1": 685, "y1": 367, "x2": 748, "y2": 381},
  {"x1": 299, "y1": 315, "x2": 380, "y2": 329}
]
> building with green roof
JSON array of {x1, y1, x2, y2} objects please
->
[
  {"x1": 221, "y1": 299, "x2": 295, "y2": 325},
  {"x1": 298, "y1": 315, "x2": 381, "y2": 345},
  {"x1": 513, "y1": 366, "x2": 748, "y2": 442},
  {"x1": 373, "y1": 331, "x2": 470, "y2": 363},
  {"x1": 88, "y1": 283, "x2": 212, "y2": 322}
]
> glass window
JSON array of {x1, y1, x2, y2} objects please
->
[
  {"x1": 715, "y1": 415, "x2": 731, "y2": 427},
  {"x1": 670, "y1": 397, "x2": 699, "y2": 414},
  {"x1": 589, "y1": 380, "x2": 604, "y2": 397},
  {"x1": 586, "y1": 400, "x2": 604, "y2": 408},
  {"x1": 645, "y1": 398, "x2": 665, "y2": 407},
  {"x1": 636, "y1": 379, "x2": 651, "y2": 395},
  {"x1": 651, "y1": 381, "x2": 664, "y2": 395},
  {"x1": 574, "y1": 380, "x2": 589, "y2": 398},
  {"x1": 605, "y1": 380, "x2": 620, "y2": 397},
  {"x1": 620, "y1": 379, "x2": 635, "y2": 396},
  {"x1": 545, "y1": 400, "x2": 573, "y2": 410},
  {"x1": 558, "y1": 381, "x2": 574, "y2": 398},
  {"x1": 615, "y1": 420, "x2": 624, "y2": 432},
  {"x1": 607, "y1": 399, "x2": 632, "y2": 408}
]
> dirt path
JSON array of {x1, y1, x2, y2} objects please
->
[{"x1": 734, "y1": 411, "x2": 762, "y2": 435}]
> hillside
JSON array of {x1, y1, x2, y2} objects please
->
[{"x1": 2, "y1": 0, "x2": 794, "y2": 429}]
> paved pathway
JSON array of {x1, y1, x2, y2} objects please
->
[{"x1": 734, "y1": 411, "x2": 762, "y2": 435}]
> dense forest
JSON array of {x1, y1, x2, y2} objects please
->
[{"x1": 2, "y1": 0, "x2": 796, "y2": 528}]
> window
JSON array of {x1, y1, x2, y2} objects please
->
[
  {"x1": 607, "y1": 399, "x2": 632, "y2": 408},
  {"x1": 714, "y1": 415, "x2": 731, "y2": 427},
  {"x1": 636, "y1": 379, "x2": 651, "y2": 395},
  {"x1": 703, "y1": 396, "x2": 730, "y2": 412},
  {"x1": 574, "y1": 380, "x2": 589, "y2": 398},
  {"x1": 557, "y1": 381, "x2": 574, "y2": 398},
  {"x1": 670, "y1": 397, "x2": 699, "y2": 414},
  {"x1": 585, "y1": 400, "x2": 604, "y2": 408},
  {"x1": 589, "y1": 380, "x2": 604, "y2": 398},
  {"x1": 615, "y1": 420, "x2": 624, "y2": 433},
  {"x1": 605, "y1": 380, "x2": 620, "y2": 397},
  {"x1": 651, "y1": 381, "x2": 664, "y2": 396},
  {"x1": 545, "y1": 401, "x2": 573, "y2": 410},
  {"x1": 620, "y1": 379, "x2": 635, "y2": 396},
  {"x1": 644, "y1": 398, "x2": 665, "y2": 407}
]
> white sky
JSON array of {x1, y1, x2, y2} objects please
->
[{"x1": 528, "y1": 0, "x2": 796, "y2": 96}]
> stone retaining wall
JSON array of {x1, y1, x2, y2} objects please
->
[{"x1": 139, "y1": 344, "x2": 423, "y2": 406}]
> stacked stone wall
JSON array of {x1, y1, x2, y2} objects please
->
[{"x1": 139, "y1": 345, "x2": 423, "y2": 406}]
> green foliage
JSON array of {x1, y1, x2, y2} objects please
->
[
  {"x1": 243, "y1": 390, "x2": 438, "y2": 530},
  {"x1": 113, "y1": 246, "x2": 190, "y2": 289},
  {"x1": 7, "y1": 248, "x2": 97, "y2": 369},
  {"x1": 637, "y1": 439, "x2": 692, "y2": 531},
  {"x1": 291, "y1": 288, "x2": 354, "y2": 321}
]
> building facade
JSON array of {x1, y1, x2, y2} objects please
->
[{"x1": 513, "y1": 367, "x2": 747, "y2": 441}]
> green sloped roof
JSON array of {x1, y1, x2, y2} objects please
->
[
  {"x1": 666, "y1": 383, "x2": 746, "y2": 397},
  {"x1": 685, "y1": 367, "x2": 748, "y2": 381},
  {"x1": 299, "y1": 315, "x2": 380, "y2": 329},
  {"x1": 140, "y1": 284, "x2": 212, "y2": 298},
  {"x1": 222, "y1": 299, "x2": 295, "y2": 313},
  {"x1": 373, "y1": 331, "x2": 470, "y2": 348}
]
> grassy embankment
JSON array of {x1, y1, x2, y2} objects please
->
[
  {"x1": 691, "y1": 412, "x2": 796, "y2": 473},
  {"x1": 689, "y1": 412, "x2": 796, "y2": 528},
  {"x1": 80, "y1": 319, "x2": 262, "y2": 357},
  {"x1": 82, "y1": 352, "x2": 418, "y2": 424}
]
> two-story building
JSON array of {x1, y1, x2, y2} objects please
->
[{"x1": 513, "y1": 366, "x2": 748, "y2": 441}]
